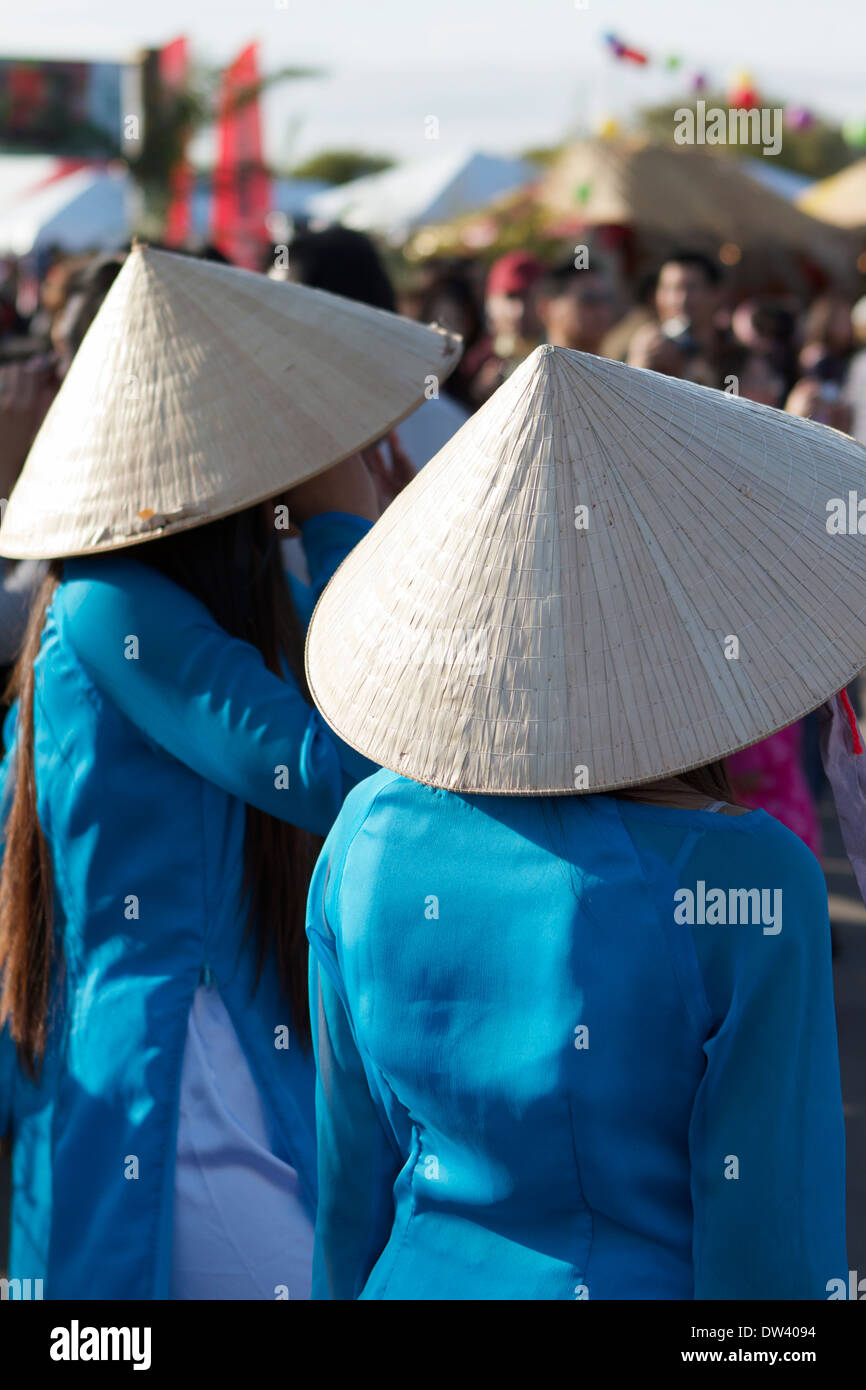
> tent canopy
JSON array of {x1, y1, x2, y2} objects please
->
[
  {"x1": 539, "y1": 139, "x2": 851, "y2": 275},
  {"x1": 0, "y1": 158, "x2": 329, "y2": 257},
  {"x1": 307, "y1": 149, "x2": 535, "y2": 238},
  {"x1": 0, "y1": 155, "x2": 68, "y2": 209},
  {"x1": 0, "y1": 166, "x2": 131, "y2": 255},
  {"x1": 798, "y1": 158, "x2": 866, "y2": 229}
]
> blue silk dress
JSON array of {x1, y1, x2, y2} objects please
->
[
  {"x1": 0, "y1": 513, "x2": 375, "y2": 1298},
  {"x1": 307, "y1": 769, "x2": 847, "y2": 1300}
]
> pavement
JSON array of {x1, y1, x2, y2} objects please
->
[{"x1": 1, "y1": 793, "x2": 864, "y2": 1283}]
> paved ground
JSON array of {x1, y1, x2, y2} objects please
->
[{"x1": 2, "y1": 793, "x2": 864, "y2": 1281}]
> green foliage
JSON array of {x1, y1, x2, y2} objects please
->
[
  {"x1": 520, "y1": 145, "x2": 564, "y2": 169},
  {"x1": 131, "y1": 85, "x2": 204, "y2": 203},
  {"x1": 291, "y1": 150, "x2": 396, "y2": 185}
]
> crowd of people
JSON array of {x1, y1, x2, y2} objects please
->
[
  {"x1": 393, "y1": 243, "x2": 866, "y2": 429},
  {"x1": 5, "y1": 228, "x2": 863, "y2": 852},
  {"x1": 0, "y1": 218, "x2": 861, "y2": 1301}
]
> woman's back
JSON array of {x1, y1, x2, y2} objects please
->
[
  {"x1": 307, "y1": 770, "x2": 847, "y2": 1300},
  {"x1": 4, "y1": 548, "x2": 360, "y2": 1297}
]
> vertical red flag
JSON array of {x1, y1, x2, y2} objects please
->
[
  {"x1": 159, "y1": 37, "x2": 193, "y2": 248},
  {"x1": 210, "y1": 42, "x2": 272, "y2": 269}
]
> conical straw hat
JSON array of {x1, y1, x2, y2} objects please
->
[
  {"x1": 0, "y1": 245, "x2": 461, "y2": 559},
  {"x1": 307, "y1": 344, "x2": 866, "y2": 795}
]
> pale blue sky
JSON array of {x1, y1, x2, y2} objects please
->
[{"x1": 4, "y1": 0, "x2": 865, "y2": 163}]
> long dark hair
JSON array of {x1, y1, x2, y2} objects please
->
[
  {"x1": 614, "y1": 760, "x2": 736, "y2": 805},
  {"x1": 0, "y1": 502, "x2": 318, "y2": 1077}
]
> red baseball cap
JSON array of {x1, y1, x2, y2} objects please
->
[{"x1": 486, "y1": 251, "x2": 543, "y2": 297}]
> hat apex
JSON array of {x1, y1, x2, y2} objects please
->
[
  {"x1": 0, "y1": 245, "x2": 461, "y2": 559},
  {"x1": 307, "y1": 344, "x2": 866, "y2": 794}
]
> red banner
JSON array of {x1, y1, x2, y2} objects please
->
[
  {"x1": 210, "y1": 42, "x2": 272, "y2": 269},
  {"x1": 159, "y1": 37, "x2": 193, "y2": 248}
]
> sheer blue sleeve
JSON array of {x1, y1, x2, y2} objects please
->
[
  {"x1": 58, "y1": 520, "x2": 375, "y2": 837},
  {"x1": 300, "y1": 512, "x2": 371, "y2": 605},
  {"x1": 307, "y1": 804, "x2": 402, "y2": 1299},
  {"x1": 683, "y1": 819, "x2": 847, "y2": 1299},
  {"x1": 285, "y1": 512, "x2": 375, "y2": 632}
]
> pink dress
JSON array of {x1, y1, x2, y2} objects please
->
[{"x1": 727, "y1": 722, "x2": 822, "y2": 858}]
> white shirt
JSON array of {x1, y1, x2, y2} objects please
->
[
  {"x1": 170, "y1": 983, "x2": 315, "y2": 1300},
  {"x1": 395, "y1": 394, "x2": 469, "y2": 471}
]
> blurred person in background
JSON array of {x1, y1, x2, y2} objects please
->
[
  {"x1": 282, "y1": 226, "x2": 469, "y2": 489},
  {"x1": 414, "y1": 268, "x2": 487, "y2": 413},
  {"x1": 0, "y1": 263, "x2": 28, "y2": 346},
  {"x1": 23, "y1": 253, "x2": 89, "y2": 342},
  {"x1": 0, "y1": 251, "x2": 125, "y2": 497},
  {"x1": 725, "y1": 723, "x2": 823, "y2": 860},
  {"x1": 598, "y1": 269, "x2": 656, "y2": 363},
  {"x1": 50, "y1": 253, "x2": 126, "y2": 375},
  {"x1": 279, "y1": 225, "x2": 395, "y2": 314},
  {"x1": 785, "y1": 374, "x2": 853, "y2": 433},
  {"x1": 788, "y1": 295, "x2": 855, "y2": 431},
  {"x1": 785, "y1": 323, "x2": 857, "y2": 803},
  {"x1": 731, "y1": 299, "x2": 799, "y2": 396},
  {"x1": 0, "y1": 253, "x2": 125, "y2": 689},
  {"x1": 844, "y1": 294, "x2": 866, "y2": 444},
  {"x1": 736, "y1": 351, "x2": 787, "y2": 408},
  {"x1": 470, "y1": 250, "x2": 542, "y2": 404},
  {"x1": 534, "y1": 260, "x2": 617, "y2": 355},
  {"x1": 731, "y1": 308, "x2": 855, "y2": 823},
  {"x1": 798, "y1": 293, "x2": 854, "y2": 386},
  {"x1": 725, "y1": 324, "x2": 823, "y2": 861},
  {"x1": 627, "y1": 250, "x2": 744, "y2": 390}
]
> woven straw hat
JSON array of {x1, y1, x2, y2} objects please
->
[
  {"x1": 307, "y1": 344, "x2": 866, "y2": 795},
  {"x1": 0, "y1": 245, "x2": 461, "y2": 559}
]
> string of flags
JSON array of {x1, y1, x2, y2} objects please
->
[
  {"x1": 601, "y1": 33, "x2": 649, "y2": 66},
  {"x1": 600, "y1": 32, "x2": 865, "y2": 145}
]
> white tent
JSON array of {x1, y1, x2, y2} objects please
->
[
  {"x1": 0, "y1": 164, "x2": 330, "y2": 257},
  {"x1": 0, "y1": 165, "x2": 133, "y2": 255},
  {"x1": 307, "y1": 150, "x2": 535, "y2": 239},
  {"x1": 0, "y1": 156, "x2": 65, "y2": 210}
]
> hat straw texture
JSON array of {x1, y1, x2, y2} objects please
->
[
  {"x1": 307, "y1": 344, "x2": 866, "y2": 794},
  {"x1": 0, "y1": 245, "x2": 461, "y2": 559}
]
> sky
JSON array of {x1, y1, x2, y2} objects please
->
[{"x1": 3, "y1": 0, "x2": 865, "y2": 165}]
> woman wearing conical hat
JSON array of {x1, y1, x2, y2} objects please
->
[
  {"x1": 304, "y1": 343, "x2": 863, "y2": 1300},
  {"x1": 0, "y1": 246, "x2": 461, "y2": 1300}
]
